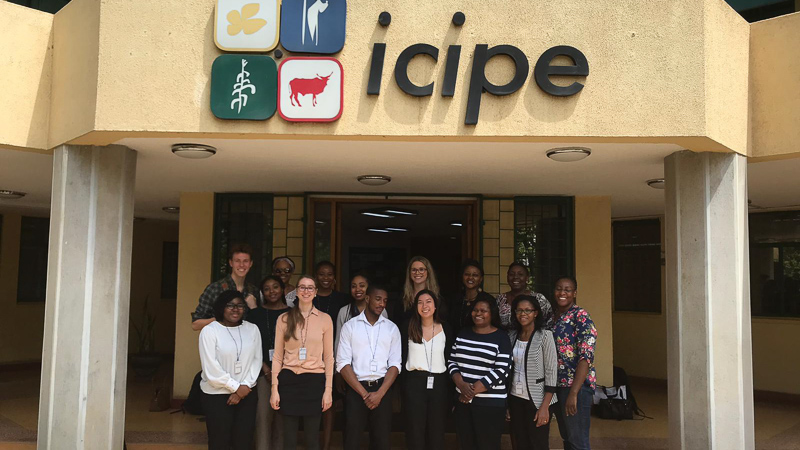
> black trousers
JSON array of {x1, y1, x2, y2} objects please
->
[
  {"x1": 509, "y1": 395, "x2": 551, "y2": 450},
  {"x1": 403, "y1": 372, "x2": 449, "y2": 450},
  {"x1": 201, "y1": 389, "x2": 258, "y2": 450},
  {"x1": 453, "y1": 402, "x2": 505, "y2": 450},
  {"x1": 282, "y1": 413, "x2": 322, "y2": 450},
  {"x1": 344, "y1": 379, "x2": 393, "y2": 450}
]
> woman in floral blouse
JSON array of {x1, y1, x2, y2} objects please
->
[
  {"x1": 496, "y1": 262, "x2": 554, "y2": 330},
  {"x1": 552, "y1": 276, "x2": 597, "y2": 450}
]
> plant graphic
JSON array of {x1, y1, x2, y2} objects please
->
[
  {"x1": 227, "y1": 3, "x2": 267, "y2": 36},
  {"x1": 231, "y1": 59, "x2": 257, "y2": 113}
]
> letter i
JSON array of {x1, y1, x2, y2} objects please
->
[
  {"x1": 441, "y1": 45, "x2": 461, "y2": 97},
  {"x1": 367, "y1": 43, "x2": 386, "y2": 95}
]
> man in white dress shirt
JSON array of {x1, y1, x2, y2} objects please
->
[{"x1": 336, "y1": 284, "x2": 402, "y2": 450}]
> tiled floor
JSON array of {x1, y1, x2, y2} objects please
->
[{"x1": 1, "y1": 367, "x2": 799, "y2": 449}]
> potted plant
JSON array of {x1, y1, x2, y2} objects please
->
[{"x1": 130, "y1": 295, "x2": 161, "y2": 379}]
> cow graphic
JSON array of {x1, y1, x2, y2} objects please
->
[{"x1": 288, "y1": 73, "x2": 333, "y2": 107}]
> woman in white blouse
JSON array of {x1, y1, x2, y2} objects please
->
[
  {"x1": 507, "y1": 295, "x2": 558, "y2": 450},
  {"x1": 400, "y1": 289, "x2": 454, "y2": 450},
  {"x1": 199, "y1": 290, "x2": 263, "y2": 450}
]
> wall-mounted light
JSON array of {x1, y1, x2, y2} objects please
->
[
  {"x1": 450, "y1": 221, "x2": 463, "y2": 227},
  {"x1": 546, "y1": 147, "x2": 591, "y2": 162},
  {"x1": 0, "y1": 190, "x2": 26, "y2": 200},
  {"x1": 171, "y1": 143, "x2": 217, "y2": 159},
  {"x1": 646, "y1": 178, "x2": 665, "y2": 189},
  {"x1": 357, "y1": 175, "x2": 392, "y2": 186}
]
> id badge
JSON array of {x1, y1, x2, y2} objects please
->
[
  {"x1": 514, "y1": 381, "x2": 523, "y2": 395},
  {"x1": 268, "y1": 349, "x2": 275, "y2": 362},
  {"x1": 234, "y1": 361, "x2": 242, "y2": 374},
  {"x1": 427, "y1": 376, "x2": 434, "y2": 390},
  {"x1": 369, "y1": 360, "x2": 378, "y2": 372},
  {"x1": 299, "y1": 347, "x2": 307, "y2": 361}
]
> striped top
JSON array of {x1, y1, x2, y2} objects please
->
[
  {"x1": 447, "y1": 328, "x2": 512, "y2": 407},
  {"x1": 509, "y1": 329, "x2": 559, "y2": 408}
]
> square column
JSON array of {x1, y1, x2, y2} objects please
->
[
  {"x1": 37, "y1": 145, "x2": 137, "y2": 449},
  {"x1": 665, "y1": 151, "x2": 754, "y2": 450}
]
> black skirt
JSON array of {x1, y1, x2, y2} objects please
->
[{"x1": 277, "y1": 369, "x2": 325, "y2": 416}]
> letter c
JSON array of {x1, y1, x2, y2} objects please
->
[{"x1": 394, "y1": 44, "x2": 439, "y2": 97}]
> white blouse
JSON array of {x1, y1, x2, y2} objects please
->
[
  {"x1": 199, "y1": 321, "x2": 262, "y2": 395},
  {"x1": 405, "y1": 330, "x2": 447, "y2": 373},
  {"x1": 511, "y1": 339, "x2": 530, "y2": 399}
]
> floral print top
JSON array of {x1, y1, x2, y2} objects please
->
[
  {"x1": 553, "y1": 304, "x2": 597, "y2": 390},
  {"x1": 496, "y1": 290, "x2": 555, "y2": 331}
]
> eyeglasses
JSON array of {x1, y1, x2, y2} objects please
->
[
  {"x1": 555, "y1": 288, "x2": 575, "y2": 293},
  {"x1": 274, "y1": 268, "x2": 292, "y2": 274},
  {"x1": 225, "y1": 303, "x2": 246, "y2": 310},
  {"x1": 515, "y1": 308, "x2": 536, "y2": 315},
  {"x1": 411, "y1": 268, "x2": 427, "y2": 274},
  {"x1": 297, "y1": 285, "x2": 317, "y2": 292}
]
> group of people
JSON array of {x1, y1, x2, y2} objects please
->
[{"x1": 191, "y1": 244, "x2": 598, "y2": 450}]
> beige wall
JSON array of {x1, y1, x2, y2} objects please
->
[
  {"x1": 129, "y1": 219, "x2": 180, "y2": 354},
  {"x1": 750, "y1": 12, "x2": 800, "y2": 159},
  {"x1": 1, "y1": 0, "x2": 757, "y2": 155},
  {"x1": 0, "y1": 2, "x2": 52, "y2": 151},
  {"x1": 0, "y1": 212, "x2": 178, "y2": 364},
  {"x1": 574, "y1": 196, "x2": 614, "y2": 387},
  {"x1": 172, "y1": 192, "x2": 215, "y2": 398},
  {"x1": 0, "y1": 213, "x2": 47, "y2": 363}
]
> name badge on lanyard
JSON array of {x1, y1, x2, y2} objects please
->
[
  {"x1": 370, "y1": 360, "x2": 378, "y2": 372},
  {"x1": 299, "y1": 347, "x2": 307, "y2": 361},
  {"x1": 269, "y1": 349, "x2": 275, "y2": 362},
  {"x1": 234, "y1": 361, "x2": 243, "y2": 374},
  {"x1": 427, "y1": 376, "x2": 434, "y2": 390}
]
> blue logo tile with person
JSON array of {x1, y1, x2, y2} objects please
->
[{"x1": 280, "y1": 0, "x2": 346, "y2": 54}]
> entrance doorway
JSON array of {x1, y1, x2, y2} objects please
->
[{"x1": 309, "y1": 197, "x2": 479, "y2": 321}]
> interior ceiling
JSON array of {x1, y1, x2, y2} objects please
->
[
  {"x1": 1, "y1": 138, "x2": 799, "y2": 220},
  {"x1": 340, "y1": 203, "x2": 469, "y2": 237}
]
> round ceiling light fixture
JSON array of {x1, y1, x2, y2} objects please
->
[
  {"x1": 646, "y1": 178, "x2": 666, "y2": 190},
  {"x1": 171, "y1": 143, "x2": 217, "y2": 159},
  {"x1": 0, "y1": 190, "x2": 26, "y2": 200},
  {"x1": 546, "y1": 147, "x2": 592, "y2": 162},
  {"x1": 357, "y1": 175, "x2": 392, "y2": 186},
  {"x1": 162, "y1": 206, "x2": 180, "y2": 213}
]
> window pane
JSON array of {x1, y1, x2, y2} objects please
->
[
  {"x1": 613, "y1": 219, "x2": 662, "y2": 313},
  {"x1": 213, "y1": 194, "x2": 274, "y2": 287},
  {"x1": 514, "y1": 197, "x2": 574, "y2": 295},
  {"x1": 160, "y1": 241, "x2": 179, "y2": 299},
  {"x1": 313, "y1": 202, "x2": 332, "y2": 266},
  {"x1": 750, "y1": 211, "x2": 800, "y2": 317},
  {"x1": 18, "y1": 216, "x2": 49, "y2": 303}
]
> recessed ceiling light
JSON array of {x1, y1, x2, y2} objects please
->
[
  {"x1": 357, "y1": 175, "x2": 392, "y2": 186},
  {"x1": 383, "y1": 208, "x2": 417, "y2": 216},
  {"x1": 546, "y1": 147, "x2": 591, "y2": 162},
  {"x1": 367, "y1": 228, "x2": 391, "y2": 233},
  {"x1": 361, "y1": 210, "x2": 393, "y2": 218},
  {"x1": 646, "y1": 178, "x2": 665, "y2": 189},
  {"x1": 162, "y1": 206, "x2": 180, "y2": 213},
  {"x1": 315, "y1": 220, "x2": 327, "y2": 225},
  {"x1": 450, "y1": 221, "x2": 463, "y2": 227},
  {"x1": 171, "y1": 143, "x2": 217, "y2": 159},
  {"x1": 385, "y1": 227, "x2": 408, "y2": 232},
  {"x1": 0, "y1": 190, "x2": 26, "y2": 200}
]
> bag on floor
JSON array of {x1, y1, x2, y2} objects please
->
[
  {"x1": 595, "y1": 386, "x2": 634, "y2": 420},
  {"x1": 173, "y1": 371, "x2": 204, "y2": 416}
]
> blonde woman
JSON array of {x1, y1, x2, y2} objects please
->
[
  {"x1": 271, "y1": 276, "x2": 334, "y2": 450},
  {"x1": 402, "y1": 256, "x2": 440, "y2": 320}
]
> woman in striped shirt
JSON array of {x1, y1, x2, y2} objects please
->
[
  {"x1": 447, "y1": 297, "x2": 512, "y2": 450},
  {"x1": 507, "y1": 295, "x2": 558, "y2": 450}
]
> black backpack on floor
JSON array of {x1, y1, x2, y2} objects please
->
[{"x1": 173, "y1": 371, "x2": 205, "y2": 416}]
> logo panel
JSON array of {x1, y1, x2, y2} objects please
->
[
  {"x1": 280, "y1": 0, "x2": 346, "y2": 54},
  {"x1": 278, "y1": 57, "x2": 343, "y2": 122},
  {"x1": 215, "y1": 0, "x2": 279, "y2": 52},
  {"x1": 211, "y1": 55, "x2": 278, "y2": 120}
]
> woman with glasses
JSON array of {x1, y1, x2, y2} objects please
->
[
  {"x1": 507, "y1": 295, "x2": 558, "y2": 450},
  {"x1": 271, "y1": 276, "x2": 334, "y2": 450},
  {"x1": 551, "y1": 276, "x2": 597, "y2": 450},
  {"x1": 401, "y1": 256, "x2": 440, "y2": 322},
  {"x1": 401, "y1": 290, "x2": 454, "y2": 450},
  {"x1": 496, "y1": 262, "x2": 554, "y2": 330},
  {"x1": 246, "y1": 276, "x2": 291, "y2": 450},
  {"x1": 199, "y1": 290, "x2": 262, "y2": 450},
  {"x1": 449, "y1": 259, "x2": 496, "y2": 334},
  {"x1": 447, "y1": 298, "x2": 512, "y2": 450},
  {"x1": 272, "y1": 256, "x2": 297, "y2": 307}
]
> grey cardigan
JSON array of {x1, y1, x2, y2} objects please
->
[{"x1": 508, "y1": 328, "x2": 559, "y2": 408}]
